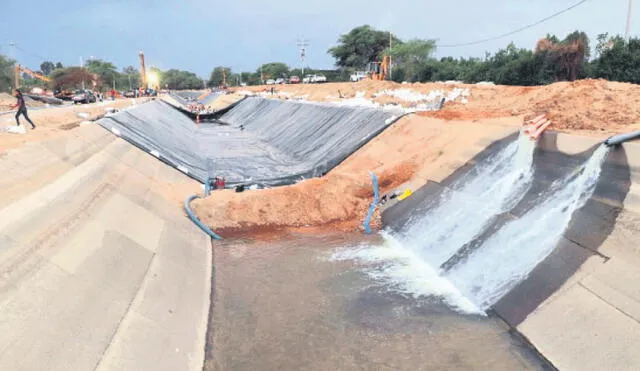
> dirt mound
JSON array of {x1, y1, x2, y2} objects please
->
[{"x1": 244, "y1": 79, "x2": 640, "y2": 134}]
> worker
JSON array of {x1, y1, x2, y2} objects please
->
[{"x1": 11, "y1": 89, "x2": 36, "y2": 129}]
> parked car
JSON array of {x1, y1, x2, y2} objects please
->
[
  {"x1": 350, "y1": 71, "x2": 368, "y2": 82},
  {"x1": 289, "y1": 75, "x2": 301, "y2": 84},
  {"x1": 303, "y1": 74, "x2": 327, "y2": 84},
  {"x1": 314, "y1": 74, "x2": 327, "y2": 83},
  {"x1": 72, "y1": 90, "x2": 97, "y2": 104},
  {"x1": 275, "y1": 78, "x2": 286, "y2": 84},
  {"x1": 265, "y1": 79, "x2": 276, "y2": 85},
  {"x1": 123, "y1": 90, "x2": 136, "y2": 98}
]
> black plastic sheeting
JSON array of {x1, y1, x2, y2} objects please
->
[
  {"x1": 98, "y1": 97, "x2": 404, "y2": 187},
  {"x1": 25, "y1": 94, "x2": 64, "y2": 105}
]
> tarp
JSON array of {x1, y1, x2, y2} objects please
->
[{"x1": 98, "y1": 97, "x2": 403, "y2": 187}]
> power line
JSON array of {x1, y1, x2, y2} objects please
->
[
  {"x1": 13, "y1": 44, "x2": 51, "y2": 62},
  {"x1": 437, "y1": 0, "x2": 590, "y2": 48}
]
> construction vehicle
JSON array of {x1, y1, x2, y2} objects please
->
[
  {"x1": 13, "y1": 64, "x2": 51, "y2": 90},
  {"x1": 366, "y1": 55, "x2": 390, "y2": 81}
]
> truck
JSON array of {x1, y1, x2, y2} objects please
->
[{"x1": 350, "y1": 71, "x2": 368, "y2": 82}]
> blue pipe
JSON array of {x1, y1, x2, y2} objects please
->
[
  {"x1": 362, "y1": 172, "x2": 380, "y2": 234},
  {"x1": 184, "y1": 194, "x2": 223, "y2": 240},
  {"x1": 604, "y1": 131, "x2": 640, "y2": 147}
]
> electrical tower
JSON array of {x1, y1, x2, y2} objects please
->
[{"x1": 297, "y1": 38, "x2": 309, "y2": 76}]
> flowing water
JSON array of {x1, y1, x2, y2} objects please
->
[
  {"x1": 447, "y1": 144, "x2": 610, "y2": 308},
  {"x1": 332, "y1": 138, "x2": 610, "y2": 313},
  {"x1": 207, "y1": 234, "x2": 547, "y2": 370},
  {"x1": 398, "y1": 134, "x2": 536, "y2": 268}
]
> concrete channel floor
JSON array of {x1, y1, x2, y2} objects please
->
[{"x1": 0, "y1": 125, "x2": 211, "y2": 370}]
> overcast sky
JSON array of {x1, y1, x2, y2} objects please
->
[{"x1": 0, "y1": 0, "x2": 634, "y2": 77}]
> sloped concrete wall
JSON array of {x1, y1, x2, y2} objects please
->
[{"x1": 0, "y1": 125, "x2": 211, "y2": 370}]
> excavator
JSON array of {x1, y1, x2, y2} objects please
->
[
  {"x1": 13, "y1": 64, "x2": 51, "y2": 90},
  {"x1": 366, "y1": 55, "x2": 390, "y2": 81}
]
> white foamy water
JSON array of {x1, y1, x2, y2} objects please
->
[
  {"x1": 331, "y1": 139, "x2": 611, "y2": 315},
  {"x1": 398, "y1": 134, "x2": 536, "y2": 267},
  {"x1": 330, "y1": 232, "x2": 484, "y2": 315},
  {"x1": 446, "y1": 145, "x2": 611, "y2": 309}
]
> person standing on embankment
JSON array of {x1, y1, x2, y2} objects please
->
[{"x1": 10, "y1": 89, "x2": 36, "y2": 129}]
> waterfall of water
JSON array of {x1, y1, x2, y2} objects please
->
[
  {"x1": 446, "y1": 145, "x2": 610, "y2": 309},
  {"x1": 331, "y1": 138, "x2": 610, "y2": 315},
  {"x1": 398, "y1": 134, "x2": 536, "y2": 267}
]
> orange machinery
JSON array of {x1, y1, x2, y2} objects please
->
[
  {"x1": 367, "y1": 55, "x2": 390, "y2": 81},
  {"x1": 13, "y1": 64, "x2": 51, "y2": 89}
]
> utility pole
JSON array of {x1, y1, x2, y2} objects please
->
[
  {"x1": 80, "y1": 56, "x2": 85, "y2": 90},
  {"x1": 627, "y1": 0, "x2": 634, "y2": 41},
  {"x1": 297, "y1": 38, "x2": 308, "y2": 77},
  {"x1": 388, "y1": 32, "x2": 393, "y2": 81},
  {"x1": 8, "y1": 42, "x2": 16, "y2": 62}
]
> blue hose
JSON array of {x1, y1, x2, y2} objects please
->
[
  {"x1": 184, "y1": 194, "x2": 223, "y2": 240},
  {"x1": 362, "y1": 172, "x2": 380, "y2": 234}
]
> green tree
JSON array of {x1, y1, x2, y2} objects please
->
[
  {"x1": 385, "y1": 38, "x2": 436, "y2": 82},
  {"x1": 55, "y1": 62, "x2": 64, "y2": 69},
  {"x1": 161, "y1": 69, "x2": 203, "y2": 89},
  {"x1": 0, "y1": 54, "x2": 15, "y2": 92},
  {"x1": 257, "y1": 62, "x2": 289, "y2": 81},
  {"x1": 40, "y1": 61, "x2": 55, "y2": 76},
  {"x1": 591, "y1": 35, "x2": 640, "y2": 83},
  {"x1": 328, "y1": 25, "x2": 402, "y2": 68},
  {"x1": 240, "y1": 72, "x2": 257, "y2": 85},
  {"x1": 86, "y1": 59, "x2": 118, "y2": 91},
  {"x1": 208, "y1": 66, "x2": 232, "y2": 87}
]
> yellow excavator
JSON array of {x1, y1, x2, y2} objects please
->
[
  {"x1": 13, "y1": 64, "x2": 51, "y2": 90},
  {"x1": 367, "y1": 55, "x2": 390, "y2": 81}
]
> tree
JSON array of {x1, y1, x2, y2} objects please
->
[
  {"x1": 50, "y1": 67, "x2": 99, "y2": 90},
  {"x1": 535, "y1": 31, "x2": 590, "y2": 81},
  {"x1": 256, "y1": 62, "x2": 289, "y2": 81},
  {"x1": 40, "y1": 61, "x2": 55, "y2": 76},
  {"x1": 55, "y1": 62, "x2": 64, "y2": 69},
  {"x1": 161, "y1": 69, "x2": 202, "y2": 89},
  {"x1": 328, "y1": 25, "x2": 402, "y2": 68},
  {"x1": 208, "y1": 66, "x2": 232, "y2": 87},
  {"x1": 122, "y1": 65, "x2": 137, "y2": 75},
  {"x1": 86, "y1": 59, "x2": 118, "y2": 91},
  {"x1": 0, "y1": 54, "x2": 15, "y2": 92},
  {"x1": 591, "y1": 35, "x2": 640, "y2": 83},
  {"x1": 385, "y1": 38, "x2": 436, "y2": 82},
  {"x1": 240, "y1": 72, "x2": 258, "y2": 85}
]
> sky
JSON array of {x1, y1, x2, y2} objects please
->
[{"x1": 0, "y1": 0, "x2": 635, "y2": 77}]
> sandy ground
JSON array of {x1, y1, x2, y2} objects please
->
[
  {"x1": 0, "y1": 92, "x2": 46, "y2": 109},
  {"x1": 238, "y1": 79, "x2": 640, "y2": 134},
  {"x1": 0, "y1": 98, "x2": 146, "y2": 152},
  {"x1": 192, "y1": 115, "x2": 518, "y2": 236}
]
